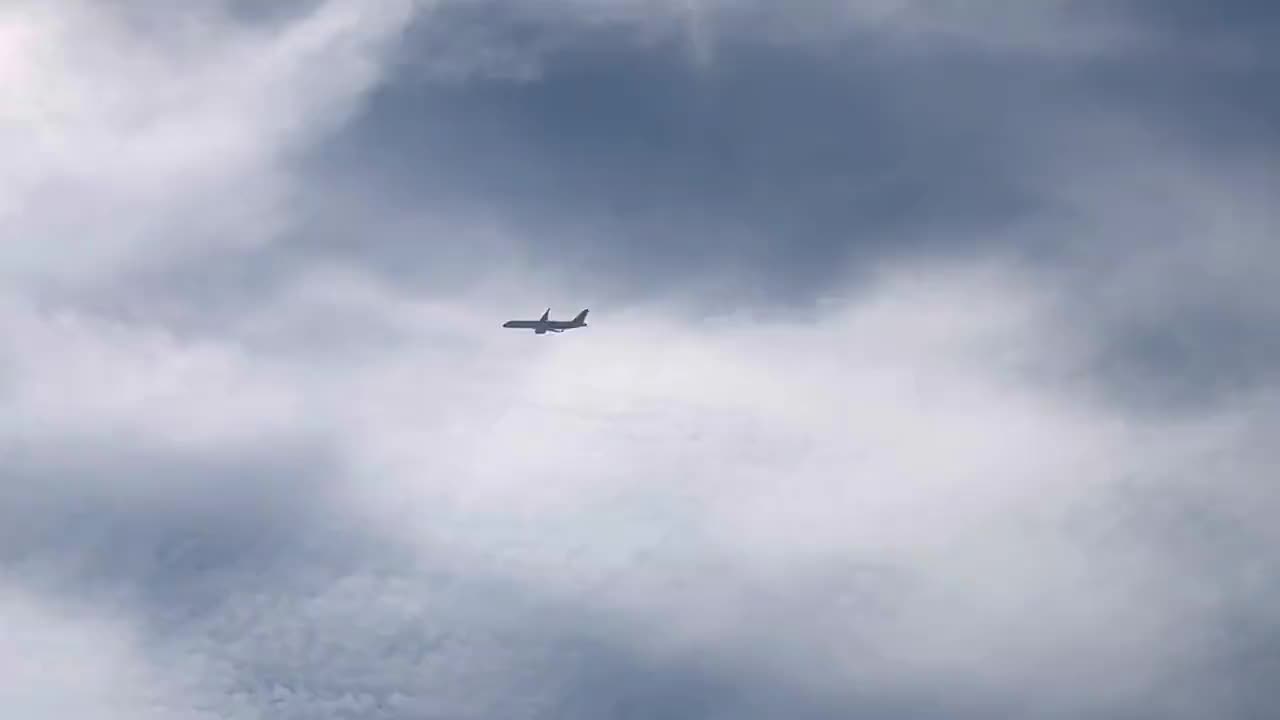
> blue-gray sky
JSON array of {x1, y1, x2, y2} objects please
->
[{"x1": 2, "y1": 2, "x2": 1278, "y2": 718}]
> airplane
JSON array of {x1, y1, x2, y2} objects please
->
[{"x1": 503, "y1": 308, "x2": 589, "y2": 334}]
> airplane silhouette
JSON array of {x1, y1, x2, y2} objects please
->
[{"x1": 502, "y1": 308, "x2": 589, "y2": 334}]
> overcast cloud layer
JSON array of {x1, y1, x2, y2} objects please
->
[{"x1": 2, "y1": 1, "x2": 1278, "y2": 718}]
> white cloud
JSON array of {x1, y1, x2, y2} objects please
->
[
  {"x1": 5, "y1": 214, "x2": 1276, "y2": 717},
  {"x1": 0, "y1": 0, "x2": 417, "y2": 289},
  {"x1": 2, "y1": 1, "x2": 1277, "y2": 718},
  {"x1": 0, "y1": 585, "x2": 225, "y2": 719},
  {"x1": 0, "y1": 298, "x2": 305, "y2": 455},
  {"x1": 1, "y1": 250, "x2": 1241, "y2": 716}
]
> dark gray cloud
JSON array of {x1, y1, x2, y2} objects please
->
[
  {"x1": 1, "y1": 441, "x2": 339, "y2": 616},
  {"x1": 309, "y1": 11, "x2": 1051, "y2": 299},
  {"x1": 306, "y1": 0, "x2": 1276, "y2": 295}
]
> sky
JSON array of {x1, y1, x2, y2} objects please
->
[{"x1": 2, "y1": 1, "x2": 1278, "y2": 718}]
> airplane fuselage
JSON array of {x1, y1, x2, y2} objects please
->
[
  {"x1": 501, "y1": 320, "x2": 584, "y2": 333},
  {"x1": 503, "y1": 308, "x2": 589, "y2": 334}
]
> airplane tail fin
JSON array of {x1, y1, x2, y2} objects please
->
[
  {"x1": 540, "y1": 308, "x2": 550, "y2": 322},
  {"x1": 573, "y1": 309, "x2": 589, "y2": 325}
]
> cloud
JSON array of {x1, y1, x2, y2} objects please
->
[
  {"x1": 0, "y1": 584, "x2": 226, "y2": 719},
  {"x1": 0, "y1": 0, "x2": 415, "y2": 290},
  {"x1": 3, "y1": 1, "x2": 1278, "y2": 718},
  {"x1": 8, "y1": 251, "x2": 1277, "y2": 717},
  {"x1": 309, "y1": 1, "x2": 1278, "y2": 313}
]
